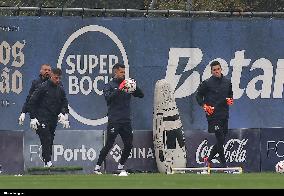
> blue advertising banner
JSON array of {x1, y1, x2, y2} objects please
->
[
  {"x1": 260, "y1": 128, "x2": 284, "y2": 172},
  {"x1": 0, "y1": 130, "x2": 24, "y2": 174},
  {"x1": 105, "y1": 130, "x2": 157, "y2": 173},
  {"x1": 24, "y1": 129, "x2": 103, "y2": 173},
  {"x1": 185, "y1": 128, "x2": 260, "y2": 172},
  {"x1": 1, "y1": 16, "x2": 284, "y2": 132}
]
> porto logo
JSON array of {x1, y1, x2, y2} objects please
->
[{"x1": 57, "y1": 25, "x2": 129, "y2": 126}]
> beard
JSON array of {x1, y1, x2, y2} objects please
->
[{"x1": 116, "y1": 76, "x2": 125, "y2": 83}]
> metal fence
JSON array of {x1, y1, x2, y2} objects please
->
[
  {"x1": 1, "y1": 6, "x2": 284, "y2": 18},
  {"x1": 1, "y1": 0, "x2": 284, "y2": 17}
]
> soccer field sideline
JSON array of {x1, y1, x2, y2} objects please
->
[{"x1": 0, "y1": 173, "x2": 283, "y2": 189}]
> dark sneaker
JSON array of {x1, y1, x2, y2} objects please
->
[{"x1": 224, "y1": 169, "x2": 234, "y2": 174}]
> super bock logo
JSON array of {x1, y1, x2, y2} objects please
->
[
  {"x1": 57, "y1": 25, "x2": 129, "y2": 126},
  {"x1": 196, "y1": 138, "x2": 248, "y2": 164}
]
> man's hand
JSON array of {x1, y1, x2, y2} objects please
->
[
  {"x1": 58, "y1": 113, "x2": 70, "y2": 128},
  {"x1": 226, "y1": 98, "x2": 234, "y2": 106},
  {"x1": 18, "y1": 113, "x2": 26, "y2": 125},
  {"x1": 62, "y1": 120, "x2": 70, "y2": 129},
  {"x1": 119, "y1": 80, "x2": 126, "y2": 90},
  {"x1": 58, "y1": 113, "x2": 66, "y2": 124},
  {"x1": 30, "y1": 118, "x2": 40, "y2": 131},
  {"x1": 203, "y1": 104, "x2": 215, "y2": 116}
]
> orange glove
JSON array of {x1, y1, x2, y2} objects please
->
[
  {"x1": 203, "y1": 104, "x2": 214, "y2": 116},
  {"x1": 226, "y1": 98, "x2": 234, "y2": 106},
  {"x1": 119, "y1": 80, "x2": 126, "y2": 90}
]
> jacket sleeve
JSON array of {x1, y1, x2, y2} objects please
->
[
  {"x1": 196, "y1": 80, "x2": 207, "y2": 107},
  {"x1": 132, "y1": 86, "x2": 144, "y2": 98},
  {"x1": 60, "y1": 88, "x2": 69, "y2": 114},
  {"x1": 21, "y1": 80, "x2": 36, "y2": 113},
  {"x1": 27, "y1": 85, "x2": 45, "y2": 119},
  {"x1": 103, "y1": 83, "x2": 120, "y2": 104},
  {"x1": 228, "y1": 81, "x2": 233, "y2": 98}
]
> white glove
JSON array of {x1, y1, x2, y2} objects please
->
[
  {"x1": 58, "y1": 113, "x2": 66, "y2": 124},
  {"x1": 58, "y1": 113, "x2": 70, "y2": 128},
  {"x1": 18, "y1": 113, "x2": 26, "y2": 125},
  {"x1": 30, "y1": 118, "x2": 40, "y2": 131},
  {"x1": 62, "y1": 120, "x2": 70, "y2": 129}
]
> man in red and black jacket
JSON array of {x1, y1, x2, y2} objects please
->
[{"x1": 94, "y1": 63, "x2": 144, "y2": 174}]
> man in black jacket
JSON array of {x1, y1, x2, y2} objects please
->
[
  {"x1": 196, "y1": 61, "x2": 233, "y2": 168},
  {"x1": 18, "y1": 64, "x2": 51, "y2": 125},
  {"x1": 94, "y1": 63, "x2": 144, "y2": 174},
  {"x1": 28, "y1": 68, "x2": 70, "y2": 167}
]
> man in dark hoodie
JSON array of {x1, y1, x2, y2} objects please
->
[
  {"x1": 28, "y1": 68, "x2": 70, "y2": 167},
  {"x1": 94, "y1": 63, "x2": 144, "y2": 174},
  {"x1": 18, "y1": 64, "x2": 51, "y2": 125},
  {"x1": 196, "y1": 61, "x2": 234, "y2": 168}
]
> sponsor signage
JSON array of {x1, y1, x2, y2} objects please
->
[
  {"x1": 185, "y1": 129, "x2": 260, "y2": 172},
  {"x1": 105, "y1": 131, "x2": 157, "y2": 173},
  {"x1": 0, "y1": 130, "x2": 24, "y2": 174},
  {"x1": 260, "y1": 128, "x2": 284, "y2": 171},
  {"x1": 1, "y1": 17, "x2": 284, "y2": 131},
  {"x1": 23, "y1": 130, "x2": 103, "y2": 173}
]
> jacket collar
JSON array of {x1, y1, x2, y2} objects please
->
[{"x1": 112, "y1": 77, "x2": 124, "y2": 84}]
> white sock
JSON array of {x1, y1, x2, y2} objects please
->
[
  {"x1": 95, "y1": 165, "x2": 101, "y2": 170},
  {"x1": 118, "y1": 163, "x2": 124, "y2": 170}
]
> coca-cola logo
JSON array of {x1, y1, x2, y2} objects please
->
[{"x1": 196, "y1": 139, "x2": 248, "y2": 164}]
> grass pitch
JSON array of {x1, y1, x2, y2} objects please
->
[{"x1": 0, "y1": 173, "x2": 283, "y2": 189}]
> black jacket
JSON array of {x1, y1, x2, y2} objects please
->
[
  {"x1": 196, "y1": 74, "x2": 233, "y2": 121},
  {"x1": 104, "y1": 78, "x2": 144, "y2": 123},
  {"x1": 28, "y1": 80, "x2": 69, "y2": 123},
  {"x1": 21, "y1": 75, "x2": 49, "y2": 113}
]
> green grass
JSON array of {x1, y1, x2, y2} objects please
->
[{"x1": 0, "y1": 173, "x2": 283, "y2": 189}]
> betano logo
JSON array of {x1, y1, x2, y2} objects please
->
[
  {"x1": 57, "y1": 25, "x2": 129, "y2": 126},
  {"x1": 166, "y1": 48, "x2": 284, "y2": 99}
]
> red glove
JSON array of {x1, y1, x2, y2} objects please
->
[
  {"x1": 119, "y1": 80, "x2": 126, "y2": 90},
  {"x1": 226, "y1": 98, "x2": 234, "y2": 106},
  {"x1": 203, "y1": 104, "x2": 214, "y2": 116}
]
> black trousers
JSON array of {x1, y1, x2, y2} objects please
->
[
  {"x1": 208, "y1": 119, "x2": 228, "y2": 167},
  {"x1": 36, "y1": 121, "x2": 57, "y2": 164},
  {"x1": 97, "y1": 122, "x2": 133, "y2": 166}
]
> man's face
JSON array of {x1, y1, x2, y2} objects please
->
[
  {"x1": 40, "y1": 64, "x2": 51, "y2": 79},
  {"x1": 114, "y1": 67, "x2": 125, "y2": 80},
  {"x1": 211, "y1": 64, "x2": 222, "y2": 78},
  {"x1": 50, "y1": 72, "x2": 61, "y2": 85}
]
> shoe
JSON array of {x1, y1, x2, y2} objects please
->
[
  {"x1": 44, "y1": 161, "x2": 53, "y2": 168},
  {"x1": 224, "y1": 170, "x2": 233, "y2": 174},
  {"x1": 199, "y1": 170, "x2": 209, "y2": 175},
  {"x1": 203, "y1": 157, "x2": 211, "y2": 168},
  {"x1": 118, "y1": 170, "x2": 128, "y2": 176},
  {"x1": 93, "y1": 169, "x2": 102, "y2": 175}
]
